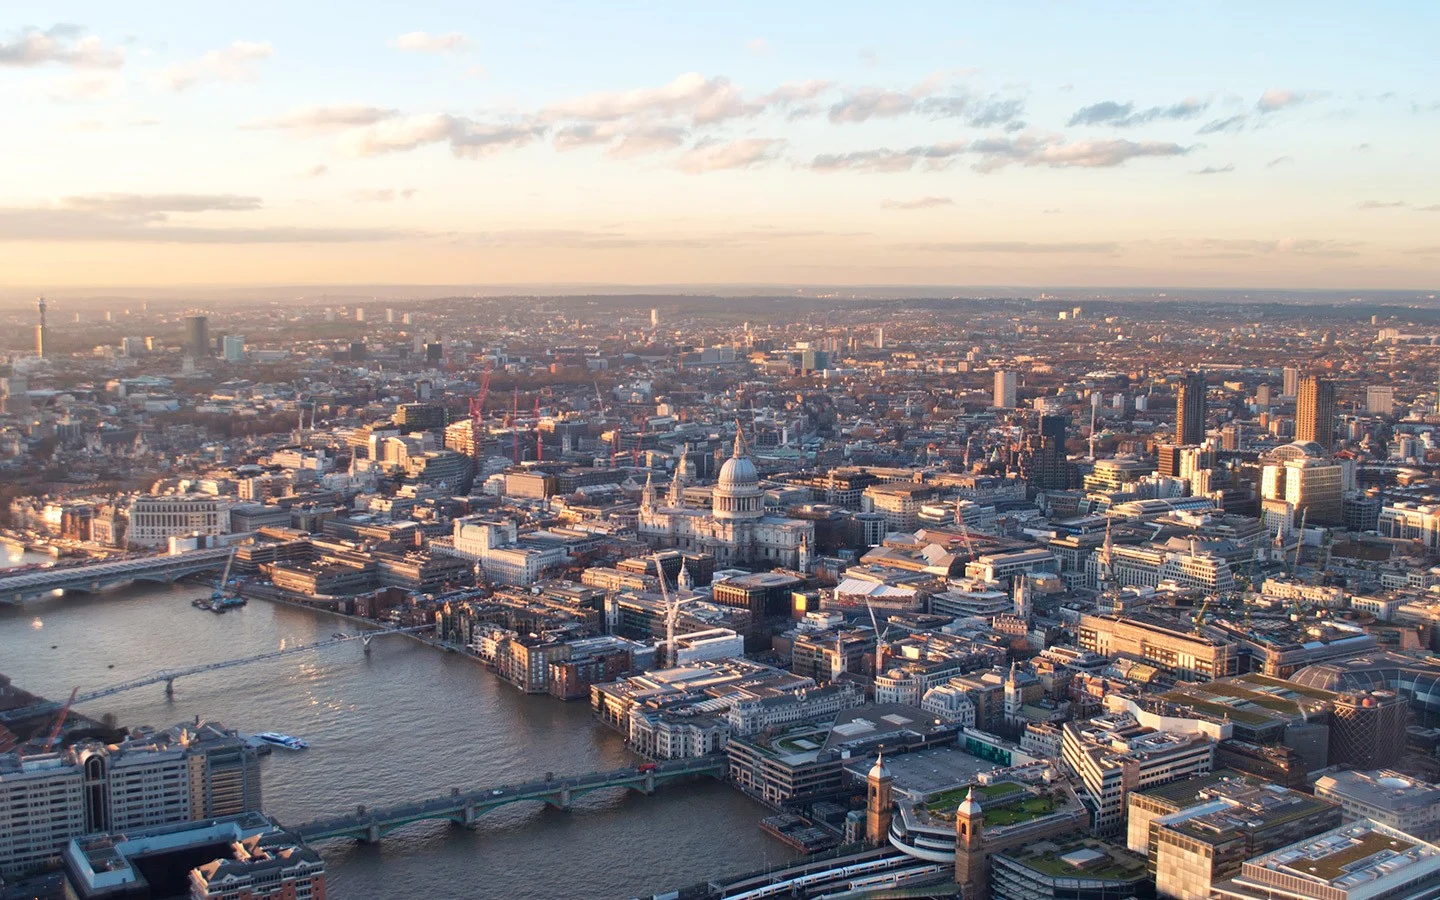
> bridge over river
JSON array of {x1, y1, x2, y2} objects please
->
[
  {"x1": 291, "y1": 755, "x2": 727, "y2": 843},
  {"x1": 0, "y1": 547, "x2": 233, "y2": 604},
  {"x1": 0, "y1": 625, "x2": 434, "y2": 723}
]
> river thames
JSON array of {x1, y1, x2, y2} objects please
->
[{"x1": 0, "y1": 548, "x2": 796, "y2": 899}]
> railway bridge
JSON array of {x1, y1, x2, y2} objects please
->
[
  {"x1": 0, "y1": 547, "x2": 233, "y2": 604},
  {"x1": 292, "y1": 756, "x2": 727, "y2": 843}
]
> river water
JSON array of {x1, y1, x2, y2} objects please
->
[{"x1": 0, "y1": 547, "x2": 797, "y2": 899}]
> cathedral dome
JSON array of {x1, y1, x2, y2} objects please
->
[{"x1": 717, "y1": 454, "x2": 758, "y2": 490}]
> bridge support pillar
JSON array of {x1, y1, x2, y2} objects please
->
[
  {"x1": 364, "y1": 823, "x2": 381, "y2": 843},
  {"x1": 164, "y1": 678, "x2": 174, "y2": 698},
  {"x1": 461, "y1": 802, "x2": 477, "y2": 828},
  {"x1": 644, "y1": 772, "x2": 655, "y2": 794},
  {"x1": 558, "y1": 788, "x2": 572, "y2": 810},
  {"x1": 363, "y1": 634, "x2": 372, "y2": 655}
]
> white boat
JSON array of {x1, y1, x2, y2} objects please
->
[{"x1": 254, "y1": 731, "x2": 309, "y2": 750}]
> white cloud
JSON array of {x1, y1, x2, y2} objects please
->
[
  {"x1": 250, "y1": 105, "x2": 399, "y2": 135},
  {"x1": 159, "y1": 41, "x2": 273, "y2": 91},
  {"x1": 300, "y1": 164, "x2": 329, "y2": 178},
  {"x1": 542, "y1": 72, "x2": 759, "y2": 125},
  {"x1": 1257, "y1": 88, "x2": 1328, "y2": 113},
  {"x1": 881, "y1": 196, "x2": 953, "y2": 210},
  {"x1": 0, "y1": 25, "x2": 124, "y2": 68},
  {"x1": 746, "y1": 38, "x2": 770, "y2": 56},
  {"x1": 391, "y1": 31, "x2": 471, "y2": 53},
  {"x1": 351, "y1": 188, "x2": 419, "y2": 202},
  {"x1": 340, "y1": 114, "x2": 542, "y2": 158},
  {"x1": 676, "y1": 138, "x2": 785, "y2": 174}
]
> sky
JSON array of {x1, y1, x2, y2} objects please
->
[{"x1": 1, "y1": 2, "x2": 1438, "y2": 291}]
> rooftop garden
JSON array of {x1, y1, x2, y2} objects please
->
[{"x1": 1302, "y1": 833, "x2": 1414, "y2": 881}]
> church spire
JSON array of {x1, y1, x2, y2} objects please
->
[{"x1": 732, "y1": 421, "x2": 748, "y2": 459}]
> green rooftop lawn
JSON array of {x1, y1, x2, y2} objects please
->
[
  {"x1": 983, "y1": 794, "x2": 1063, "y2": 827},
  {"x1": 1303, "y1": 833, "x2": 1413, "y2": 881},
  {"x1": 925, "y1": 781, "x2": 1023, "y2": 815}
]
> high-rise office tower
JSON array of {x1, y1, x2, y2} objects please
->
[
  {"x1": 994, "y1": 371, "x2": 1017, "y2": 408},
  {"x1": 1297, "y1": 375, "x2": 1336, "y2": 449},
  {"x1": 184, "y1": 314, "x2": 210, "y2": 357},
  {"x1": 34, "y1": 296, "x2": 48, "y2": 358},
  {"x1": 1024, "y1": 414, "x2": 1071, "y2": 489},
  {"x1": 1282, "y1": 367, "x2": 1300, "y2": 398},
  {"x1": 875, "y1": 326, "x2": 885, "y2": 349},
  {"x1": 650, "y1": 307, "x2": 659, "y2": 328},
  {"x1": 1176, "y1": 371, "x2": 1207, "y2": 446},
  {"x1": 222, "y1": 335, "x2": 246, "y2": 362}
]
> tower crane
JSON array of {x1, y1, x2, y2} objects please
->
[
  {"x1": 469, "y1": 363, "x2": 492, "y2": 423},
  {"x1": 43, "y1": 687, "x2": 79, "y2": 751}
]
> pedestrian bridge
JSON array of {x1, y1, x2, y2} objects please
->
[
  {"x1": 0, "y1": 547, "x2": 233, "y2": 604},
  {"x1": 292, "y1": 756, "x2": 727, "y2": 843}
]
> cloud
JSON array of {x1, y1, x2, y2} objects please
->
[
  {"x1": 811, "y1": 142, "x2": 967, "y2": 173},
  {"x1": 552, "y1": 122, "x2": 688, "y2": 157},
  {"x1": 0, "y1": 199, "x2": 415, "y2": 244},
  {"x1": 1067, "y1": 97, "x2": 1207, "y2": 127},
  {"x1": 59, "y1": 193, "x2": 262, "y2": 214},
  {"x1": 608, "y1": 126, "x2": 689, "y2": 158},
  {"x1": 391, "y1": 31, "x2": 471, "y2": 53},
  {"x1": 967, "y1": 135, "x2": 1190, "y2": 173},
  {"x1": 1357, "y1": 200, "x2": 1407, "y2": 210},
  {"x1": 0, "y1": 24, "x2": 124, "y2": 68},
  {"x1": 542, "y1": 72, "x2": 760, "y2": 125},
  {"x1": 881, "y1": 196, "x2": 953, "y2": 210},
  {"x1": 340, "y1": 114, "x2": 543, "y2": 157},
  {"x1": 827, "y1": 76, "x2": 1026, "y2": 128},
  {"x1": 351, "y1": 188, "x2": 418, "y2": 202},
  {"x1": 1257, "y1": 88, "x2": 1327, "y2": 113},
  {"x1": 1266, "y1": 155, "x2": 1294, "y2": 168},
  {"x1": 1174, "y1": 237, "x2": 1362, "y2": 259},
  {"x1": 895, "y1": 240, "x2": 1120, "y2": 254},
  {"x1": 1403, "y1": 246, "x2": 1440, "y2": 256},
  {"x1": 815, "y1": 134, "x2": 1189, "y2": 174},
  {"x1": 250, "y1": 105, "x2": 399, "y2": 135},
  {"x1": 1197, "y1": 114, "x2": 1247, "y2": 135},
  {"x1": 746, "y1": 37, "x2": 770, "y2": 56},
  {"x1": 676, "y1": 138, "x2": 785, "y2": 174},
  {"x1": 159, "y1": 40, "x2": 272, "y2": 91},
  {"x1": 300, "y1": 164, "x2": 329, "y2": 178},
  {"x1": 1418, "y1": 205, "x2": 1440, "y2": 213},
  {"x1": 1193, "y1": 164, "x2": 1235, "y2": 175}
]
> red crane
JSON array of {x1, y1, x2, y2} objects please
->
[
  {"x1": 468, "y1": 363, "x2": 492, "y2": 423},
  {"x1": 511, "y1": 387, "x2": 521, "y2": 465},
  {"x1": 44, "y1": 687, "x2": 79, "y2": 751}
]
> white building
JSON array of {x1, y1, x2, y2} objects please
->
[
  {"x1": 1061, "y1": 713, "x2": 1216, "y2": 836},
  {"x1": 435, "y1": 517, "x2": 564, "y2": 585},
  {"x1": 127, "y1": 494, "x2": 231, "y2": 549},
  {"x1": 994, "y1": 370, "x2": 1018, "y2": 409}
]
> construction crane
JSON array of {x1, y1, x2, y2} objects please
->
[
  {"x1": 511, "y1": 387, "x2": 521, "y2": 465},
  {"x1": 1192, "y1": 596, "x2": 1213, "y2": 634},
  {"x1": 44, "y1": 687, "x2": 79, "y2": 751},
  {"x1": 469, "y1": 363, "x2": 492, "y2": 423},
  {"x1": 533, "y1": 397, "x2": 543, "y2": 462},
  {"x1": 212, "y1": 547, "x2": 236, "y2": 602}
]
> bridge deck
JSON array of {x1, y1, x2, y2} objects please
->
[{"x1": 294, "y1": 756, "x2": 726, "y2": 841}]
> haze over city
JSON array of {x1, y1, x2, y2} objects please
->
[{"x1": 3, "y1": 2, "x2": 1439, "y2": 291}]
